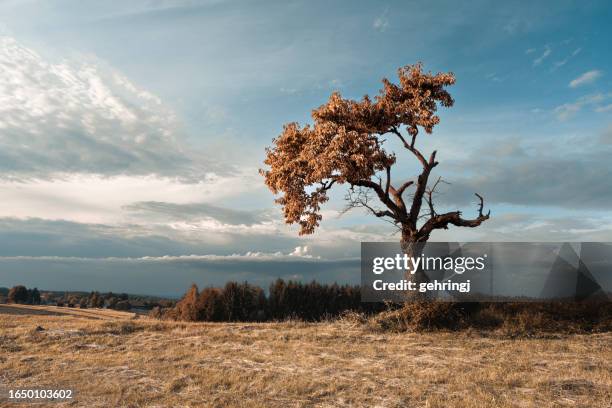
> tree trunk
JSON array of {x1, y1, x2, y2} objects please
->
[{"x1": 400, "y1": 227, "x2": 429, "y2": 301}]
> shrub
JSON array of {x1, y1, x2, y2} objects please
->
[
  {"x1": 368, "y1": 301, "x2": 612, "y2": 335},
  {"x1": 148, "y1": 306, "x2": 164, "y2": 319},
  {"x1": 368, "y1": 302, "x2": 470, "y2": 332}
]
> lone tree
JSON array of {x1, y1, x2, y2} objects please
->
[{"x1": 261, "y1": 64, "x2": 489, "y2": 270}]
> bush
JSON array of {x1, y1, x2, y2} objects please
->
[
  {"x1": 148, "y1": 306, "x2": 164, "y2": 319},
  {"x1": 368, "y1": 301, "x2": 612, "y2": 335},
  {"x1": 369, "y1": 302, "x2": 471, "y2": 332}
]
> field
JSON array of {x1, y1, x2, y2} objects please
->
[{"x1": 0, "y1": 305, "x2": 610, "y2": 407}]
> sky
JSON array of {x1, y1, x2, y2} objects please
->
[{"x1": 0, "y1": 0, "x2": 610, "y2": 296}]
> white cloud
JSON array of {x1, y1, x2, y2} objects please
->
[
  {"x1": 569, "y1": 70, "x2": 603, "y2": 88},
  {"x1": 279, "y1": 87, "x2": 299, "y2": 95},
  {"x1": 0, "y1": 249, "x2": 322, "y2": 263},
  {"x1": 441, "y1": 133, "x2": 612, "y2": 211},
  {"x1": 503, "y1": 18, "x2": 531, "y2": 35},
  {"x1": 553, "y1": 47, "x2": 581, "y2": 69},
  {"x1": 139, "y1": 249, "x2": 318, "y2": 261},
  {"x1": 532, "y1": 46, "x2": 551, "y2": 66},
  {"x1": 0, "y1": 36, "x2": 210, "y2": 180},
  {"x1": 485, "y1": 73, "x2": 502, "y2": 82},
  {"x1": 554, "y1": 102, "x2": 582, "y2": 121},
  {"x1": 595, "y1": 104, "x2": 612, "y2": 113},
  {"x1": 554, "y1": 93, "x2": 607, "y2": 121},
  {"x1": 0, "y1": 169, "x2": 262, "y2": 224},
  {"x1": 372, "y1": 9, "x2": 389, "y2": 32},
  {"x1": 290, "y1": 245, "x2": 311, "y2": 257}
]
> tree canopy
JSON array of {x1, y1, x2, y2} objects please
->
[{"x1": 262, "y1": 63, "x2": 489, "y2": 242}]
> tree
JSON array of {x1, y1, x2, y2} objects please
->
[
  {"x1": 30, "y1": 288, "x2": 41, "y2": 305},
  {"x1": 8, "y1": 285, "x2": 29, "y2": 304},
  {"x1": 175, "y1": 284, "x2": 200, "y2": 321},
  {"x1": 261, "y1": 64, "x2": 490, "y2": 283},
  {"x1": 67, "y1": 296, "x2": 79, "y2": 307},
  {"x1": 197, "y1": 288, "x2": 225, "y2": 321},
  {"x1": 89, "y1": 291, "x2": 103, "y2": 308},
  {"x1": 115, "y1": 300, "x2": 131, "y2": 311},
  {"x1": 79, "y1": 297, "x2": 88, "y2": 308}
]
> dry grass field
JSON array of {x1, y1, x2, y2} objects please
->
[{"x1": 0, "y1": 305, "x2": 610, "y2": 408}]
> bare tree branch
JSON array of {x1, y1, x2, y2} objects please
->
[
  {"x1": 352, "y1": 179, "x2": 405, "y2": 222},
  {"x1": 424, "y1": 178, "x2": 438, "y2": 217},
  {"x1": 389, "y1": 126, "x2": 428, "y2": 168},
  {"x1": 343, "y1": 188, "x2": 398, "y2": 226},
  {"x1": 319, "y1": 179, "x2": 336, "y2": 192},
  {"x1": 418, "y1": 193, "x2": 490, "y2": 239},
  {"x1": 475, "y1": 193, "x2": 490, "y2": 218},
  {"x1": 396, "y1": 180, "x2": 414, "y2": 197},
  {"x1": 424, "y1": 176, "x2": 449, "y2": 217}
]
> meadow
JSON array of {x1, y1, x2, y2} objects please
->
[{"x1": 0, "y1": 304, "x2": 610, "y2": 407}]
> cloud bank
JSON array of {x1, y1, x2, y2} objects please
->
[{"x1": 0, "y1": 36, "x2": 210, "y2": 180}]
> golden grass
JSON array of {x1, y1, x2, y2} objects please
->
[{"x1": 0, "y1": 306, "x2": 610, "y2": 407}]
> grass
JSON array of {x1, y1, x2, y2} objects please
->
[{"x1": 0, "y1": 305, "x2": 610, "y2": 407}]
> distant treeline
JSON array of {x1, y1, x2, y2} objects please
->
[
  {"x1": 0, "y1": 285, "x2": 174, "y2": 311},
  {"x1": 1, "y1": 285, "x2": 41, "y2": 305},
  {"x1": 153, "y1": 279, "x2": 384, "y2": 322}
]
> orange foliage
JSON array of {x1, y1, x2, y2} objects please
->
[{"x1": 261, "y1": 64, "x2": 463, "y2": 236}]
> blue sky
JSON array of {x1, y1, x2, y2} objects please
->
[{"x1": 0, "y1": 0, "x2": 610, "y2": 296}]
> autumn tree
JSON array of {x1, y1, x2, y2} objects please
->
[
  {"x1": 175, "y1": 284, "x2": 200, "y2": 321},
  {"x1": 197, "y1": 288, "x2": 225, "y2": 321},
  {"x1": 261, "y1": 64, "x2": 489, "y2": 281}
]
